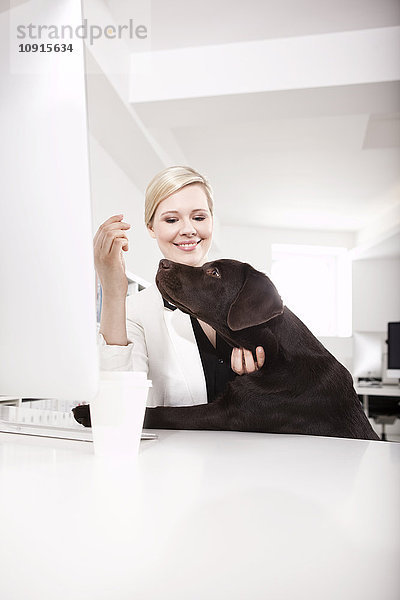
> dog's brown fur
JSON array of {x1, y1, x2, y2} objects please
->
[{"x1": 143, "y1": 258, "x2": 379, "y2": 440}]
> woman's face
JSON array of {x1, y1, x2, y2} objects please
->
[{"x1": 148, "y1": 184, "x2": 213, "y2": 267}]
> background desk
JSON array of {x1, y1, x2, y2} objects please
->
[
  {"x1": 355, "y1": 384, "x2": 400, "y2": 416},
  {"x1": 0, "y1": 430, "x2": 399, "y2": 600}
]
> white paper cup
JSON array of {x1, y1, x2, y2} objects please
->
[{"x1": 90, "y1": 371, "x2": 152, "y2": 459}]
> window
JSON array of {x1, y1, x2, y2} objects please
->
[{"x1": 271, "y1": 244, "x2": 351, "y2": 337}]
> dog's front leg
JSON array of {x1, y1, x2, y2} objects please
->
[{"x1": 144, "y1": 394, "x2": 235, "y2": 431}]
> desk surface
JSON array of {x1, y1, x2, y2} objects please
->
[
  {"x1": 355, "y1": 384, "x2": 400, "y2": 397},
  {"x1": 0, "y1": 430, "x2": 399, "y2": 600}
]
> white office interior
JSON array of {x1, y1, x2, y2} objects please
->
[
  {"x1": 86, "y1": 2, "x2": 400, "y2": 436},
  {"x1": 1, "y1": 2, "x2": 400, "y2": 599}
]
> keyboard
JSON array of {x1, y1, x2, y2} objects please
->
[{"x1": 0, "y1": 405, "x2": 158, "y2": 442}]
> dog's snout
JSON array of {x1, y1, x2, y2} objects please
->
[{"x1": 160, "y1": 259, "x2": 171, "y2": 270}]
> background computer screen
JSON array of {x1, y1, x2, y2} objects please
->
[{"x1": 387, "y1": 322, "x2": 400, "y2": 377}]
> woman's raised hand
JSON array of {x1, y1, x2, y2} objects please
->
[
  {"x1": 93, "y1": 214, "x2": 131, "y2": 299},
  {"x1": 231, "y1": 346, "x2": 265, "y2": 375}
]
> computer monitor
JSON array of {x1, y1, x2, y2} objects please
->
[
  {"x1": 387, "y1": 322, "x2": 400, "y2": 379},
  {"x1": 0, "y1": 0, "x2": 99, "y2": 403},
  {"x1": 352, "y1": 332, "x2": 384, "y2": 382}
]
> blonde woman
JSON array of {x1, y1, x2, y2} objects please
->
[{"x1": 94, "y1": 166, "x2": 265, "y2": 408}]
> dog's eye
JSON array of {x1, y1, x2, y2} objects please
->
[{"x1": 206, "y1": 267, "x2": 221, "y2": 278}]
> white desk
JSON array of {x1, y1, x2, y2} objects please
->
[
  {"x1": 0, "y1": 430, "x2": 399, "y2": 600},
  {"x1": 355, "y1": 384, "x2": 400, "y2": 416}
]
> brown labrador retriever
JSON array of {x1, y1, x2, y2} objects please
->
[{"x1": 143, "y1": 258, "x2": 379, "y2": 440}]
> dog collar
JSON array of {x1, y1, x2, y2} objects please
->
[{"x1": 162, "y1": 298, "x2": 177, "y2": 311}]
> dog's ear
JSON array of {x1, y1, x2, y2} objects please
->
[{"x1": 227, "y1": 265, "x2": 284, "y2": 331}]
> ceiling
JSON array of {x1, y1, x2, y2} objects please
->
[
  {"x1": 133, "y1": 83, "x2": 400, "y2": 232},
  {"x1": 107, "y1": 0, "x2": 400, "y2": 51},
  {"x1": 102, "y1": 1, "x2": 400, "y2": 243}
]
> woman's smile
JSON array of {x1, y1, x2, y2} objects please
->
[{"x1": 173, "y1": 239, "x2": 202, "y2": 251}]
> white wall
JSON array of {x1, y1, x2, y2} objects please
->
[
  {"x1": 220, "y1": 224, "x2": 356, "y2": 367},
  {"x1": 352, "y1": 257, "x2": 400, "y2": 436},
  {"x1": 219, "y1": 224, "x2": 355, "y2": 272},
  {"x1": 89, "y1": 135, "x2": 162, "y2": 283},
  {"x1": 219, "y1": 224, "x2": 400, "y2": 374},
  {"x1": 352, "y1": 257, "x2": 400, "y2": 332}
]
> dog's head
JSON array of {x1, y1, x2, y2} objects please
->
[{"x1": 156, "y1": 258, "x2": 284, "y2": 348}]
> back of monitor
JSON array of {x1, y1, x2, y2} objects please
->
[{"x1": 0, "y1": 0, "x2": 98, "y2": 402}]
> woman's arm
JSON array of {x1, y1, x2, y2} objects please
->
[
  {"x1": 99, "y1": 295, "x2": 128, "y2": 346},
  {"x1": 94, "y1": 214, "x2": 131, "y2": 345},
  {"x1": 98, "y1": 300, "x2": 149, "y2": 374}
]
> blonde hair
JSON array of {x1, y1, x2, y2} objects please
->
[{"x1": 145, "y1": 165, "x2": 214, "y2": 227}]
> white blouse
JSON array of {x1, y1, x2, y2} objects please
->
[{"x1": 98, "y1": 285, "x2": 208, "y2": 408}]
